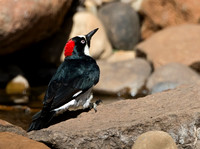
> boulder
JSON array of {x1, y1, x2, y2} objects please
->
[
  {"x1": 94, "y1": 58, "x2": 151, "y2": 97},
  {"x1": 6, "y1": 75, "x2": 29, "y2": 95},
  {"x1": 29, "y1": 82, "x2": 200, "y2": 149},
  {"x1": 98, "y1": 2, "x2": 140, "y2": 50},
  {"x1": 0, "y1": 132, "x2": 49, "y2": 149},
  {"x1": 0, "y1": 0, "x2": 72, "y2": 55},
  {"x1": 132, "y1": 131, "x2": 177, "y2": 149},
  {"x1": 140, "y1": 0, "x2": 200, "y2": 39},
  {"x1": 0, "y1": 119, "x2": 27, "y2": 136},
  {"x1": 107, "y1": 50, "x2": 136, "y2": 63},
  {"x1": 147, "y1": 63, "x2": 200, "y2": 94},
  {"x1": 136, "y1": 24, "x2": 200, "y2": 68},
  {"x1": 60, "y1": 11, "x2": 112, "y2": 61}
]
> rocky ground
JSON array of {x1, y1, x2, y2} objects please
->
[{"x1": 1, "y1": 0, "x2": 200, "y2": 149}]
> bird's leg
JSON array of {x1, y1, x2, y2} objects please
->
[{"x1": 89, "y1": 99, "x2": 102, "y2": 112}]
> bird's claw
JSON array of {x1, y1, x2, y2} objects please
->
[{"x1": 90, "y1": 99, "x2": 102, "y2": 112}]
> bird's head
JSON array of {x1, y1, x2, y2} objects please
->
[{"x1": 64, "y1": 28, "x2": 98, "y2": 57}]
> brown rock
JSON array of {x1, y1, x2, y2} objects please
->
[
  {"x1": 0, "y1": 132, "x2": 49, "y2": 149},
  {"x1": 0, "y1": 119, "x2": 27, "y2": 136},
  {"x1": 147, "y1": 63, "x2": 200, "y2": 93},
  {"x1": 132, "y1": 131, "x2": 177, "y2": 149},
  {"x1": 107, "y1": 50, "x2": 136, "y2": 63},
  {"x1": 140, "y1": 0, "x2": 200, "y2": 39},
  {"x1": 28, "y1": 82, "x2": 200, "y2": 148},
  {"x1": 136, "y1": 24, "x2": 200, "y2": 68},
  {"x1": 60, "y1": 11, "x2": 112, "y2": 61},
  {"x1": 0, "y1": 0, "x2": 72, "y2": 55},
  {"x1": 6, "y1": 75, "x2": 29, "y2": 95},
  {"x1": 94, "y1": 58, "x2": 151, "y2": 96}
]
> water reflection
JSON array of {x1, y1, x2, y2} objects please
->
[{"x1": 0, "y1": 87, "x2": 123, "y2": 130}]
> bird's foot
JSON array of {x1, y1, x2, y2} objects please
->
[{"x1": 90, "y1": 99, "x2": 102, "y2": 112}]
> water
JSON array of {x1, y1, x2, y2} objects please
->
[{"x1": 0, "y1": 87, "x2": 123, "y2": 130}]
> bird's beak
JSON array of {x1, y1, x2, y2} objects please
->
[{"x1": 86, "y1": 28, "x2": 98, "y2": 46}]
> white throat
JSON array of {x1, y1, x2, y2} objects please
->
[{"x1": 84, "y1": 44, "x2": 90, "y2": 56}]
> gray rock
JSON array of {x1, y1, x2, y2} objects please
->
[
  {"x1": 28, "y1": 82, "x2": 200, "y2": 149},
  {"x1": 98, "y1": 2, "x2": 140, "y2": 50},
  {"x1": 0, "y1": 119, "x2": 27, "y2": 137},
  {"x1": 94, "y1": 58, "x2": 151, "y2": 97},
  {"x1": 147, "y1": 63, "x2": 200, "y2": 94}
]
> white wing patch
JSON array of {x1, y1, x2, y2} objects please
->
[
  {"x1": 72, "y1": 90, "x2": 82, "y2": 98},
  {"x1": 53, "y1": 99, "x2": 77, "y2": 115}
]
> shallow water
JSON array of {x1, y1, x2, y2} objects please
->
[{"x1": 0, "y1": 87, "x2": 124, "y2": 130}]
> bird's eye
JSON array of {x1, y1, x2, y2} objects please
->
[{"x1": 81, "y1": 40, "x2": 85, "y2": 44}]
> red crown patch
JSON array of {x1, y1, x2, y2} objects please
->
[{"x1": 64, "y1": 39, "x2": 75, "y2": 57}]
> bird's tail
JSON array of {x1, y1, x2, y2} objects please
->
[{"x1": 27, "y1": 110, "x2": 55, "y2": 132}]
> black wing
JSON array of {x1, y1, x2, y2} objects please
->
[{"x1": 43, "y1": 58, "x2": 100, "y2": 111}]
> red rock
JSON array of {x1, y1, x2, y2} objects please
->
[
  {"x1": 0, "y1": 0, "x2": 72, "y2": 55},
  {"x1": 29, "y1": 82, "x2": 200, "y2": 148},
  {"x1": 140, "y1": 0, "x2": 200, "y2": 39},
  {"x1": 0, "y1": 132, "x2": 49, "y2": 149},
  {"x1": 136, "y1": 24, "x2": 200, "y2": 68}
]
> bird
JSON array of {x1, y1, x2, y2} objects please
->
[{"x1": 28, "y1": 28, "x2": 100, "y2": 131}]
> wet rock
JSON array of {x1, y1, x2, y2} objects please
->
[
  {"x1": 147, "y1": 63, "x2": 200, "y2": 94},
  {"x1": 94, "y1": 58, "x2": 151, "y2": 97},
  {"x1": 98, "y1": 2, "x2": 140, "y2": 50},
  {"x1": 132, "y1": 131, "x2": 177, "y2": 149},
  {"x1": 0, "y1": 132, "x2": 49, "y2": 149},
  {"x1": 107, "y1": 50, "x2": 136, "y2": 63},
  {"x1": 136, "y1": 24, "x2": 200, "y2": 68},
  {"x1": 0, "y1": 0, "x2": 72, "y2": 55},
  {"x1": 140, "y1": 0, "x2": 200, "y2": 39},
  {"x1": 6, "y1": 75, "x2": 29, "y2": 95},
  {"x1": 29, "y1": 82, "x2": 200, "y2": 149},
  {"x1": 60, "y1": 11, "x2": 112, "y2": 61},
  {"x1": 0, "y1": 119, "x2": 27, "y2": 136}
]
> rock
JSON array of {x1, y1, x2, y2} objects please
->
[
  {"x1": 94, "y1": 58, "x2": 151, "y2": 97},
  {"x1": 6, "y1": 75, "x2": 29, "y2": 95},
  {"x1": 136, "y1": 24, "x2": 200, "y2": 68},
  {"x1": 132, "y1": 131, "x2": 177, "y2": 149},
  {"x1": 140, "y1": 0, "x2": 200, "y2": 39},
  {"x1": 0, "y1": 119, "x2": 27, "y2": 137},
  {"x1": 0, "y1": 132, "x2": 49, "y2": 149},
  {"x1": 147, "y1": 63, "x2": 200, "y2": 94},
  {"x1": 98, "y1": 2, "x2": 140, "y2": 50},
  {"x1": 29, "y1": 82, "x2": 200, "y2": 149},
  {"x1": 131, "y1": 0, "x2": 144, "y2": 11},
  {"x1": 60, "y1": 11, "x2": 112, "y2": 61},
  {"x1": 107, "y1": 50, "x2": 136, "y2": 63},
  {"x1": 0, "y1": 0, "x2": 72, "y2": 55}
]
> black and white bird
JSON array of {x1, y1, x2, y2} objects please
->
[{"x1": 28, "y1": 28, "x2": 100, "y2": 131}]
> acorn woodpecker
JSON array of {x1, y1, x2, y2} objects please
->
[{"x1": 28, "y1": 28, "x2": 100, "y2": 131}]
